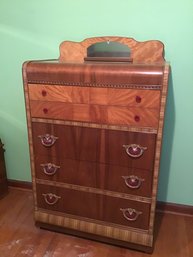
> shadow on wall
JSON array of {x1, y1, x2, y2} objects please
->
[
  {"x1": 0, "y1": 24, "x2": 58, "y2": 182},
  {"x1": 157, "y1": 70, "x2": 175, "y2": 202},
  {"x1": 0, "y1": 23, "x2": 56, "y2": 53},
  {"x1": 0, "y1": 110, "x2": 26, "y2": 134},
  {"x1": 0, "y1": 109, "x2": 30, "y2": 179}
]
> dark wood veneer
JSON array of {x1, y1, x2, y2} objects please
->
[
  {"x1": 32, "y1": 122, "x2": 156, "y2": 170},
  {"x1": 36, "y1": 183, "x2": 150, "y2": 230},
  {"x1": 35, "y1": 157, "x2": 153, "y2": 197},
  {"x1": 7, "y1": 180, "x2": 193, "y2": 217}
]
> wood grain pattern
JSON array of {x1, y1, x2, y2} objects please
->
[
  {"x1": 8, "y1": 182, "x2": 193, "y2": 216},
  {"x1": 35, "y1": 156, "x2": 153, "y2": 197},
  {"x1": 36, "y1": 178, "x2": 151, "y2": 204},
  {"x1": 36, "y1": 183, "x2": 151, "y2": 230},
  {"x1": 29, "y1": 84, "x2": 161, "y2": 108},
  {"x1": 106, "y1": 88, "x2": 160, "y2": 108},
  {"x1": 107, "y1": 106, "x2": 159, "y2": 128},
  {"x1": 35, "y1": 209, "x2": 153, "y2": 247},
  {"x1": 32, "y1": 117, "x2": 158, "y2": 134},
  {"x1": 30, "y1": 101, "x2": 159, "y2": 128},
  {"x1": 25, "y1": 62, "x2": 164, "y2": 87},
  {"x1": 148, "y1": 64, "x2": 170, "y2": 234},
  {"x1": 32, "y1": 122, "x2": 156, "y2": 170},
  {"x1": 59, "y1": 36, "x2": 165, "y2": 63}
]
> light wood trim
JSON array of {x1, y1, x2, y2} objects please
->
[
  {"x1": 29, "y1": 101, "x2": 159, "y2": 128},
  {"x1": 31, "y1": 118, "x2": 158, "y2": 134},
  {"x1": 107, "y1": 106, "x2": 159, "y2": 128},
  {"x1": 148, "y1": 64, "x2": 170, "y2": 233},
  {"x1": 34, "y1": 210, "x2": 153, "y2": 247},
  {"x1": 59, "y1": 36, "x2": 165, "y2": 63}
]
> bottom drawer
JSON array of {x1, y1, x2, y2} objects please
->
[{"x1": 36, "y1": 183, "x2": 151, "y2": 230}]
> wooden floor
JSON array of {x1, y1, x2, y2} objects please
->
[{"x1": 0, "y1": 188, "x2": 192, "y2": 257}]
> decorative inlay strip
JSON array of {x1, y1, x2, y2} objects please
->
[
  {"x1": 37, "y1": 208, "x2": 149, "y2": 233},
  {"x1": 148, "y1": 63, "x2": 170, "y2": 233},
  {"x1": 31, "y1": 118, "x2": 157, "y2": 134},
  {"x1": 28, "y1": 80, "x2": 162, "y2": 90},
  {"x1": 36, "y1": 179, "x2": 151, "y2": 203},
  {"x1": 34, "y1": 210, "x2": 153, "y2": 246},
  {"x1": 23, "y1": 62, "x2": 38, "y2": 207}
]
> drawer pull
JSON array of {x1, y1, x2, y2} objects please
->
[
  {"x1": 38, "y1": 134, "x2": 58, "y2": 147},
  {"x1": 122, "y1": 175, "x2": 144, "y2": 189},
  {"x1": 123, "y1": 144, "x2": 147, "y2": 158},
  {"x1": 120, "y1": 208, "x2": 142, "y2": 221},
  {"x1": 42, "y1": 193, "x2": 61, "y2": 205},
  {"x1": 135, "y1": 95, "x2": 142, "y2": 103},
  {"x1": 42, "y1": 90, "x2": 47, "y2": 96},
  {"x1": 40, "y1": 163, "x2": 60, "y2": 176},
  {"x1": 134, "y1": 115, "x2": 140, "y2": 122},
  {"x1": 43, "y1": 108, "x2": 48, "y2": 114}
]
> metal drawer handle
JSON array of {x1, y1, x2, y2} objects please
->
[
  {"x1": 123, "y1": 144, "x2": 147, "y2": 158},
  {"x1": 38, "y1": 134, "x2": 58, "y2": 147},
  {"x1": 122, "y1": 175, "x2": 144, "y2": 189},
  {"x1": 120, "y1": 208, "x2": 142, "y2": 221},
  {"x1": 40, "y1": 163, "x2": 60, "y2": 176},
  {"x1": 42, "y1": 193, "x2": 61, "y2": 205}
]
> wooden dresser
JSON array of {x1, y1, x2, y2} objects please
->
[
  {"x1": 0, "y1": 139, "x2": 8, "y2": 198},
  {"x1": 23, "y1": 36, "x2": 170, "y2": 253}
]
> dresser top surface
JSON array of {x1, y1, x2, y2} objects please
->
[{"x1": 23, "y1": 61, "x2": 165, "y2": 87}]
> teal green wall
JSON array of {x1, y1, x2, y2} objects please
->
[{"x1": 0, "y1": 0, "x2": 193, "y2": 205}]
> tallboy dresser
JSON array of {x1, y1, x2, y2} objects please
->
[{"x1": 23, "y1": 36, "x2": 170, "y2": 253}]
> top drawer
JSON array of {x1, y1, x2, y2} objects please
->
[
  {"x1": 28, "y1": 84, "x2": 160, "y2": 128},
  {"x1": 28, "y1": 84, "x2": 160, "y2": 108}
]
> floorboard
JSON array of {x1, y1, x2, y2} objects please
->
[{"x1": 0, "y1": 188, "x2": 192, "y2": 257}]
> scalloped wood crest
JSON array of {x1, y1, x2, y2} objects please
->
[{"x1": 59, "y1": 36, "x2": 165, "y2": 63}]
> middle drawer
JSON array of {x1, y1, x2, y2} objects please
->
[
  {"x1": 35, "y1": 156, "x2": 153, "y2": 197},
  {"x1": 32, "y1": 122, "x2": 156, "y2": 171}
]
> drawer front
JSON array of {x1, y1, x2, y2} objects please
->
[
  {"x1": 36, "y1": 184, "x2": 150, "y2": 230},
  {"x1": 35, "y1": 156, "x2": 153, "y2": 197},
  {"x1": 28, "y1": 84, "x2": 160, "y2": 108},
  {"x1": 36, "y1": 184, "x2": 100, "y2": 221},
  {"x1": 30, "y1": 100, "x2": 159, "y2": 128},
  {"x1": 107, "y1": 106, "x2": 159, "y2": 128},
  {"x1": 98, "y1": 164, "x2": 153, "y2": 197},
  {"x1": 106, "y1": 129, "x2": 156, "y2": 170},
  {"x1": 29, "y1": 84, "x2": 160, "y2": 128},
  {"x1": 32, "y1": 122, "x2": 156, "y2": 170},
  {"x1": 32, "y1": 123, "x2": 99, "y2": 162}
]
